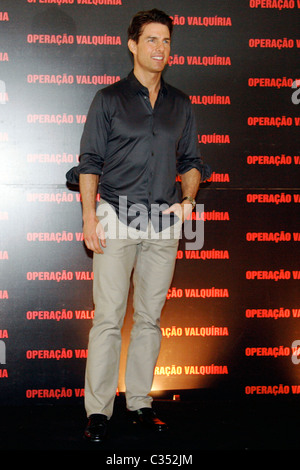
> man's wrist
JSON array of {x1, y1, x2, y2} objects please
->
[
  {"x1": 82, "y1": 211, "x2": 98, "y2": 223},
  {"x1": 181, "y1": 196, "x2": 196, "y2": 209}
]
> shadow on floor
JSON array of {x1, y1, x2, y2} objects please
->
[{"x1": 0, "y1": 394, "x2": 299, "y2": 456}]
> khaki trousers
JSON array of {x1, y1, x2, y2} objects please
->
[{"x1": 84, "y1": 200, "x2": 181, "y2": 418}]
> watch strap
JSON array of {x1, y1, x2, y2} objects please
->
[{"x1": 181, "y1": 196, "x2": 196, "y2": 209}]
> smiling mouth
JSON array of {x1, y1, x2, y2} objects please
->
[{"x1": 152, "y1": 56, "x2": 164, "y2": 61}]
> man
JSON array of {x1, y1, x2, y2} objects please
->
[{"x1": 66, "y1": 9, "x2": 211, "y2": 443}]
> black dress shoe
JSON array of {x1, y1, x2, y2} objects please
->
[
  {"x1": 84, "y1": 414, "x2": 108, "y2": 442},
  {"x1": 129, "y1": 408, "x2": 168, "y2": 431}
]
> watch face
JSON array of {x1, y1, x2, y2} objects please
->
[{"x1": 182, "y1": 196, "x2": 195, "y2": 208}]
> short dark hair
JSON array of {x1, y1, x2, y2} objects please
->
[{"x1": 127, "y1": 9, "x2": 173, "y2": 43}]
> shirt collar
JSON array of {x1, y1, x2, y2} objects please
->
[{"x1": 126, "y1": 70, "x2": 168, "y2": 96}]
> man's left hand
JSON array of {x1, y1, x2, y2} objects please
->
[{"x1": 163, "y1": 202, "x2": 193, "y2": 222}]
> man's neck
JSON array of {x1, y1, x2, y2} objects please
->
[{"x1": 133, "y1": 68, "x2": 161, "y2": 95}]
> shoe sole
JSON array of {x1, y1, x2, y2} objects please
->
[{"x1": 84, "y1": 432, "x2": 106, "y2": 443}]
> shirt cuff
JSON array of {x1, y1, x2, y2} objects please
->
[
  {"x1": 178, "y1": 161, "x2": 212, "y2": 183},
  {"x1": 65, "y1": 154, "x2": 103, "y2": 185}
]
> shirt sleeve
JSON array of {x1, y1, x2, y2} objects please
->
[
  {"x1": 65, "y1": 90, "x2": 110, "y2": 185},
  {"x1": 176, "y1": 98, "x2": 212, "y2": 182}
]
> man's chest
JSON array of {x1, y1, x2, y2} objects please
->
[{"x1": 106, "y1": 94, "x2": 186, "y2": 143}]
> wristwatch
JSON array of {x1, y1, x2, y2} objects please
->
[{"x1": 181, "y1": 196, "x2": 196, "y2": 209}]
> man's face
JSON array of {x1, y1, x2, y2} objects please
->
[{"x1": 128, "y1": 22, "x2": 171, "y2": 74}]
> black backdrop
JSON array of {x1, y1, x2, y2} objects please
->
[{"x1": 0, "y1": 0, "x2": 299, "y2": 406}]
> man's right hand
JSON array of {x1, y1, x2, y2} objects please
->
[{"x1": 83, "y1": 217, "x2": 106, "y2": 254}]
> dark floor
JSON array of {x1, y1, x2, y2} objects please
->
[{"x1": 0, "y1": 394, "x2": 299, "y2": 459}]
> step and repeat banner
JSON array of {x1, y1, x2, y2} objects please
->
[{"x1": 0, "y1": 0, "x2": 299, "y2": 406}]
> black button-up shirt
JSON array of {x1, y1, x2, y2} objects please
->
[{"x1": 66, "y1": 71, "x2": 211, "y2": 228}]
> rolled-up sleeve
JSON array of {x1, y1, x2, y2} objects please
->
[
  {"x1": 176, "y1": 100, "x2": 212, "y2": 182},
  {"x1": 66, "y1": 91, "x2": 109, "y2": 185}
]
